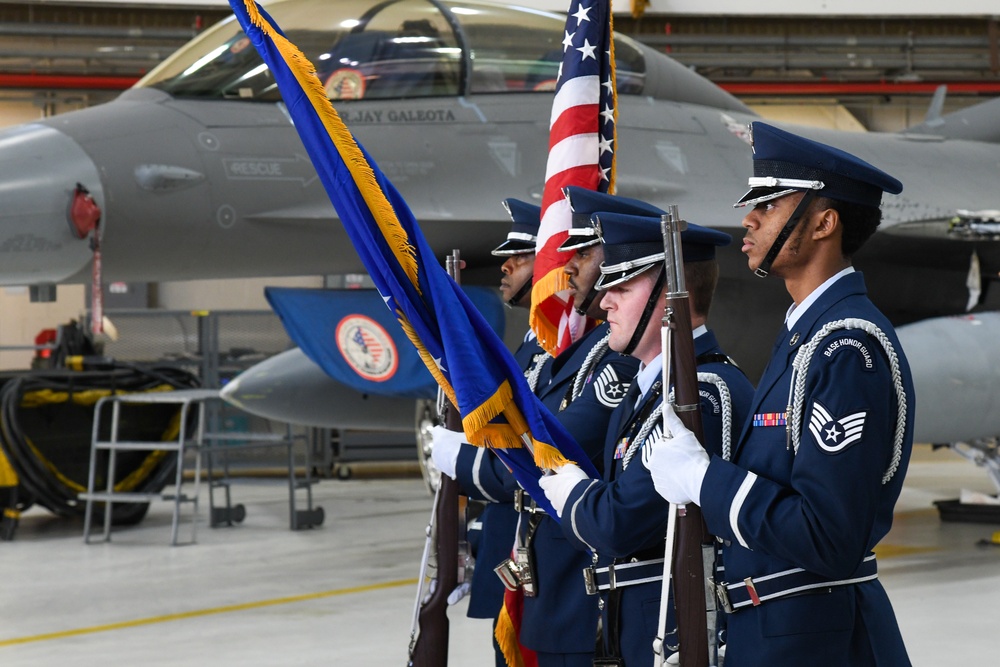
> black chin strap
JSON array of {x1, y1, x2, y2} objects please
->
[
  {"x1": 622, "y1": 268, "x2": 666, "y2": 357},
  {"x1": 507, "y1": 277, "x2": 533, "y2": 308},
  {"x1": 754, "y1": 190, "x2": 817, "y2": 278},
  {"x1": 573, "y1": 285, "x2": 599, "y2": 316}
]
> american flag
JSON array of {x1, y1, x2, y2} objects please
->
[{"x1": 530, "y1": 0, "x2": 617, "y2": 356}]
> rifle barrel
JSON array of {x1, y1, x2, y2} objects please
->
[{"x1": 661, "y1": 210, "x2": 711, "y2": 667}]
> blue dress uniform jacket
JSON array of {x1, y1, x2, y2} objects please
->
[
  {"x1": 560, "y1": 330, "x2": 754, "y2": 667},
  {"x1": 454, "y1": 336, "x2": 546, "y2": 620},
  {"x1": 520, "y1": 322, "x2": 639, "y2": 661},
  {"x1": 700, "y1": 272, "x2": 914, "y2": 667}
]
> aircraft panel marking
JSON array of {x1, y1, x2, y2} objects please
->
[
  {"x1": 222, "y1": 155, "x2": 317, "y2": 186},
  {"x1": 0, "y1": 234, "x2": 62, "y2": 252},
  {"x1": 488, "y1": 137, "x2": 520, "y2": 177},
  {"x1": 338, "y1": 108, "x2": 457, "y2": 124}
]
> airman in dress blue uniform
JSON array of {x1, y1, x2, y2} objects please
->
[
  {"x1": 432, "y1": 198, "x2": 544, "y2": 667},
  {"x1": 432, "y1": 191, "x2": 647, "y2": 667},
  {"x1": 645, "y1": 122, "x2": 915, "y2": 666},
  {"x1": 538, "y1": 211, "x2": 754, "y2": 667},
  {"x1": 513, "y1": 188, "x2": 661, "y2": 667}
]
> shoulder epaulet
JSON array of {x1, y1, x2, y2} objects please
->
[
  {"x1": 787, "y1": 318, "x2": 907, "y2": 485},
  {"x1": 569, "y1": 330, "x2": 612, "y2": 403}
]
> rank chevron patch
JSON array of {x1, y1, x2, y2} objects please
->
[
  {"x1": 809, "y1": 400, "x2": 867, "y2": 454},
  {"x1": 594, "y1": 365, "x2": 629, "y2": 408}
]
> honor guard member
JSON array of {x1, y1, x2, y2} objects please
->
[
  {"x1": 559, "y1": 186, "x2": 673, "y2": 320},
  {"x1": 645, "y1": 122, "x2": 915, "y2": 666},
  {"x1": 513, "y1": 189, "x2": 662, "y2": 666},
  {"x1": 538, "y1": 211, "x2": 753, "y2": 667},
  {"x1": 431, "y1": 198, "x2": 545, "y2": 667}
]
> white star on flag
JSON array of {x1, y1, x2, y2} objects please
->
[
  {"x1": 577, "y1": 38, "x2": 597, "y2": 61},
  {"x1": 529, "y1": 0, "x2": 617, "y2": 357}
]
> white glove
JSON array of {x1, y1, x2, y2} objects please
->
[
  {"x1": 642, "y1": 404, "x2": 710, "y2": 505},
  {"x1": 537, "y1": 463, "x2": 589, "y2": 518},
  {"x1": 430, "y1": 425, "x2": 465, "y2": 479},
  {"x1": 447, "y1": 581, "x2": 471, "y2": 606}
]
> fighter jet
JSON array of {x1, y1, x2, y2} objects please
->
[{"x1": 3, "y1": 0, "x2": 1000, "y2": 488}]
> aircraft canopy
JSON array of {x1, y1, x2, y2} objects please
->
[{"x1": 138, "y1": 0, "x2": 647, "y2": 101}]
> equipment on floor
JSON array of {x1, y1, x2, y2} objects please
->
[{"x1": 0, "y1": 363, "x2": 200, "y2": 540}]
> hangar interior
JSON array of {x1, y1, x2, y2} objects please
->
[
  {"x1": 0, "y1": 1, "x2": 997, "y2": 664},
  {"x1": 0, "y1": 0, "x2": 998, "y2": 366}
]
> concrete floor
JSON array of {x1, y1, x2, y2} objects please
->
[{"x1": 0, "y1": 445, "x2": 996, "y2": 666}]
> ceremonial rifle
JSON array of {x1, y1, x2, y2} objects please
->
[
  {"x1": 652, "y1": 207, "x2": 714, "y2": 667},
  {"x1": 407, "y1": 250, "x2": 463, "y2": 667}
]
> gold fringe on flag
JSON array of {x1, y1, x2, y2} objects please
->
[
  {"x1": 398, "y1": 315, "x2": 458, "y2": 408},
  {"x1": 461, "y1": 379, "x2": 513, "y2": 436},
  {"x1": 495, "y1": 604, "x2": 525, "y2": 667},
  {"x1": 474, "y1": 424, "x2": 527, "y2": 449},
  {"x1": 402, "y1": 317, "x2": 547, "y2": 454},
  {"x1": 241, "y1": 0, "x2": 420, "y2": 293},
  {"x1": 531, "y1": 438, "x2": 574, "y2": 470},
  {"x1": 529, "y1": 266, "x2": 572, "y2": 356}
]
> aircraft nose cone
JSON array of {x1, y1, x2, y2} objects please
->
[
  {"x1": 0, "y1": 123, "x2": 102, "y2": 284},
  {"x1": 897, "y1": 313, "x2": 1000, "y2": 444}
]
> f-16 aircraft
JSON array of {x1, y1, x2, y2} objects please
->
[{"x1": 2, "y1": 0, "x2": 1000, "y2": 493}]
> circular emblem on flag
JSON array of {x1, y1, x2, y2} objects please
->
[
  {"x1": 325, "y1": 68, "x2": 366, "y2": 100},
  {"x1": 335, "y1": 315, "x2": 399, "y2": 382}
]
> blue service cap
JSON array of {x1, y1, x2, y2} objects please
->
[
  {"x1": 558, "y1": 187, "x2": 665, "y2": 253},
  {"x1": 594, "y1": 212, "x2": 732, "y2": 289},
  {"x1": 492, "y1": 198, "x2": 541, "y2": 256},
  {"x1": 734, "y1": 122, "x2": 903, "y2": 209}
]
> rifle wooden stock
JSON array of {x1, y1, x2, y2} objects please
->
[
  {"x1": 661, "y1": 209, "x2": 711, "y2": 667},
  {"x1": 409, "y1": 458, "x2": 459, "y2": 666},
  {"x1": 665, "y1": 297, "x2": 710, "y2": 667},
  {"x1": 409, "y1": 252, "x2": 463, "y2": 667}
]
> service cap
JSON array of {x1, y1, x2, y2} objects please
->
[
  {"x1": 557, "y1": 187, "x2": 665, "y2": 253},
  {"x1": 492, "y1": 199, "x2": 541, "y2": 256},
  {"x1": 734, "y1": 122, "x2": 903, "y2": 209},
  {"x1": 595, "y1": 212, "x2": 732, "y2": 289}
]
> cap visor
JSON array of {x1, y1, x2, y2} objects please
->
[
  {"x1": 557, "y1": 237, "x2": 601, "y2": 253},
  {"x1": 596, "y1": 264, "x2": 656, "y2": 290},
  {"x1": 491, "y1": 240, "x2": 536, "y2": 256},
  {"x1": 733, "y1": 186, "x2": 796, "y2": 209}
]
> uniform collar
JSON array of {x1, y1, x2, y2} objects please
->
[
  {"x1": 635, "y1": 327, "x2": 709, "y2": 399},
  {"x1": 785, "y1": 266, "x2": 855, "y2": 330},
  {"x1": 635, "y1": 355, "x2": 661, "y2": 399}
]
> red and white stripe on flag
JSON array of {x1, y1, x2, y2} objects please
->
[{"x1": 530, "y1": 0, "x2": 616, "y2": 356}]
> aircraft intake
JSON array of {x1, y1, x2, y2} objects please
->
[{"x1": 0, "y1": 123, "x2": 100, "y2": 284}]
